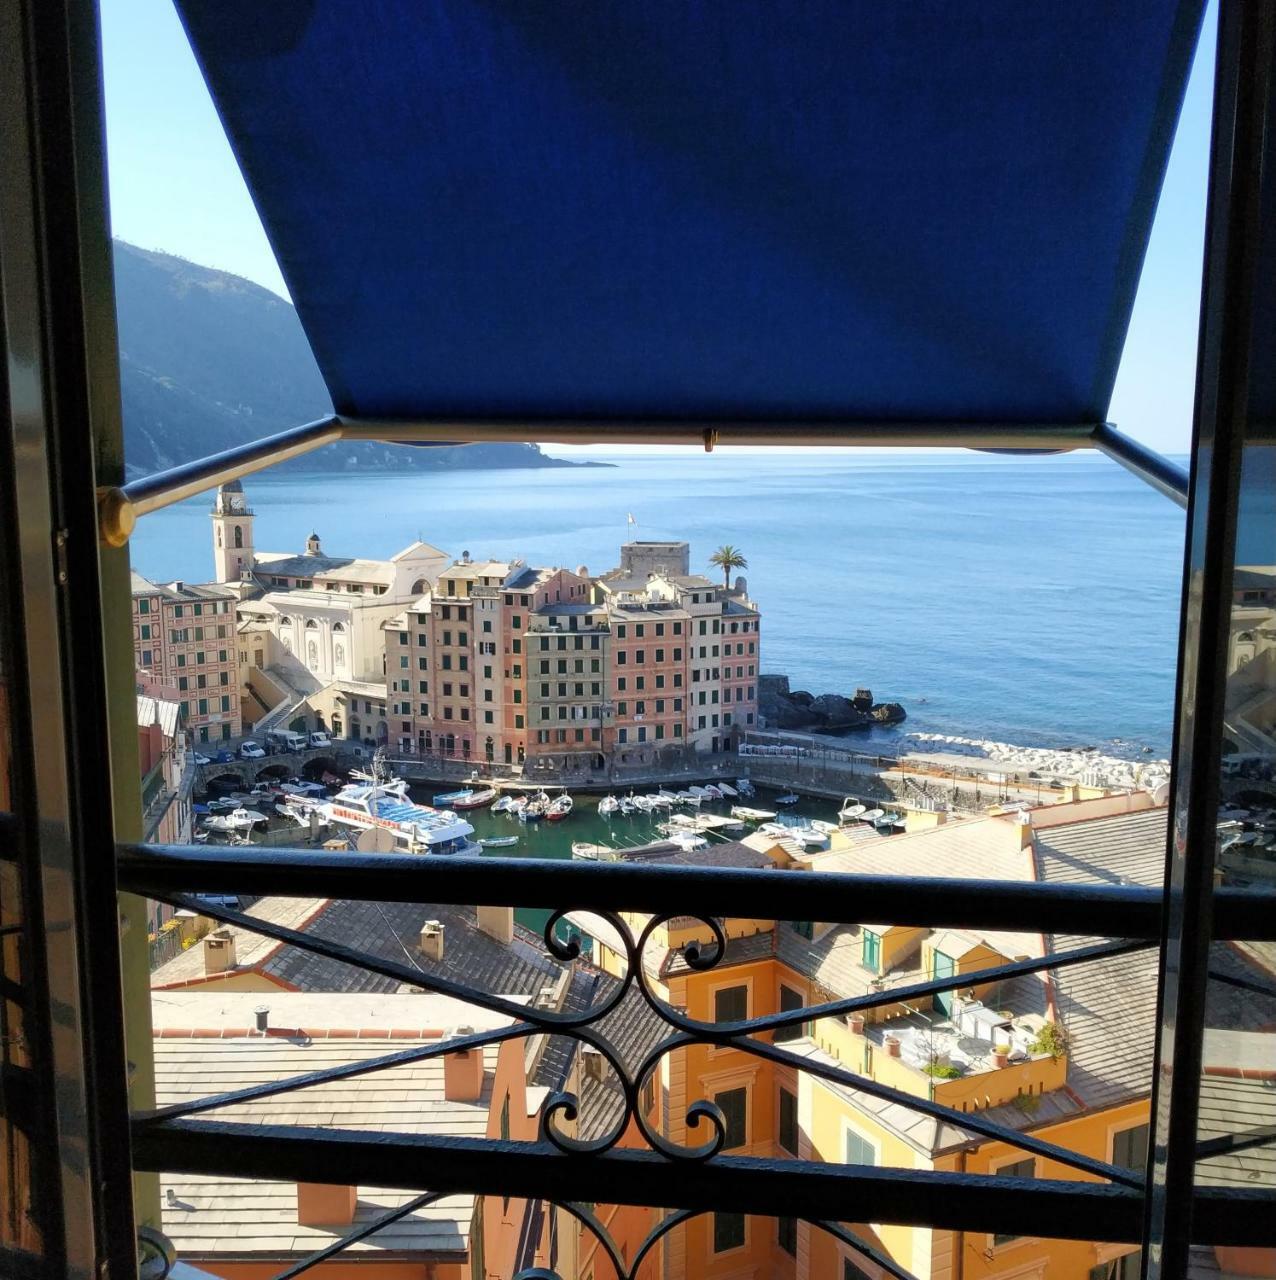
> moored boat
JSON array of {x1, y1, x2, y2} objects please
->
[
  {"x1": 319, "y1": 772, "x2": 479, "y2": 854},
  {"x1": 731, "y1": 805, "x2": 776, "y2": 822},
  {"x1": 545, "y1": 794, "x2": 573, "y2": 822},
  {"x1": 479, "y1": 835, "x2": 519, "y2": 848},
  {"x1": 717, "y1": 782, "x2": 738, "y2": 797},
  {"x1": 572, "y1": 840, "x2": 612, "y2": 859},
  {"x1": 433, "y1": 788, "x2": 474, "y2": 806},
  {"x1": 492, "y1": 795, "x2": 514, "y2": 813},
  {"x1": 735, "y1": 779, "x2": 756, "y2": 797},
  {"x1": 452, "y1": 787, "x2": 497, "y2": 809},
  {"x1": 838, "y1": 800, "x2": 867, "y2": 824},
  {"x1": 598, "y1": 795, "x2": 619, "y2": 817},
  {"x1": 775, "y1": 792, "x2": 800, "y2": 806}
]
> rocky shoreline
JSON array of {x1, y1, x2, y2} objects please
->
[{"x1": 759, "y1": 674, "x2": 906, "y2": 734}]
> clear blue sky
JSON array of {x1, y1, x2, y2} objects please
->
[{"x1": 101, "y1": 0, "x2": 1217, "y2": 454}]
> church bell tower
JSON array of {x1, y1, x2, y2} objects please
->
[{"x1": 211, "y1": 480, "x2": 255, "y2": 583}]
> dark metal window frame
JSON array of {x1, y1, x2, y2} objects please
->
[{"x1": 1, "y1": 0, "x2": 1273, "y2": 1278}]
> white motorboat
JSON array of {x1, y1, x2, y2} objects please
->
[
  {"x1": 319, "y1": 772, "x2": 478, "y2": 854},
  {"x1": 731, "y1": 805, "x2": 776, "y2": 822},
  {"x1": 861, "y1": 808, "x2": 886, "y2": 824},
  {"x1": 617, "y1": 797, "x2": 635, "y2": 815},
  {"x1": 657, "y1": 789, "x2": 679, "y2": 801},
  {"x1": 687, "y1": 785, "x2": 712, "y2": 798},
  {"x1": 507, "y1": 795, "x2": 528, "y2": 815},
  {"x1": 647, "y1": 793, "x2": 674, "y2": 808},
  {"x1": 631, "y1": 794, "x2": 653, "y2": 812},
  {"x1": 839, "y1": 800, "x2": 867, "y2": 824},
  {"x1": 735, "y1": 779, "x2": 756, "y2": 797},
  {"x1": 775, "y1": 792, "x2": 800, "y2": 806},
  {"x1": 810, "y1": 819, "x2": 839, "y2": 836},
  {"x1": 479, "y1": 835, "x2": 519, "y2": 848},
  {"x1": 702, "y1": 784, "x2": 723, "y2": 799},
  {"x1": 203, "y1": 807, "x2": 268, "y2": 833},
  {"x1": 717, "y1": 782, "x2": 738, "y2": 797},
  {"x1": 598, "y1": 795, "x2": 619, "y2": 817},
  {"x1": 675, "y1": 790, "x2": 701, "y2": 806},
  {"x1": 519, "y1": 795, "x2": 550, "y2": 822},
  {"x1": 492, "y1": 795, "x2": 515, "y2": 814},
  {"x1": 666, "y1": 831, "x2": 709, "y2": 852}
]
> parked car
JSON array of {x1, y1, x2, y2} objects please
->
[
  {"x1": 266, "y1": 729, "x2": 307, "y2": 752},
  {"x1": 308, "y1": 731, "x2": 331, "y2": 748},
  {"x1": 192, "y1": 753, "x2": 211, "y2": 766},
  {"x1": 239, "y1": 741, "x2": 265, "y2": 759},
  {"x1": 214, "y1": 749, "x2": 235, "y2": 764}
]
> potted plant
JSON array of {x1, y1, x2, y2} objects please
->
[
  {"x1": 992, "y1": 1042, "x2": 1011, "y2": 1069},
  {"x1": 848, "y1": 1013, "x2": 866, "y2": 1035}
]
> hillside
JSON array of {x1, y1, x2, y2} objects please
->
[{"x1": 113, "y1": 241, "x2": 592, "y2": 477}]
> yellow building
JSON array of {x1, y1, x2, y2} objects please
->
[{"x1": 576, "y1": 801, "x2": 1276, "y2": 1280}]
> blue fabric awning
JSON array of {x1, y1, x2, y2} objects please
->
[{"x1": 176, "y1": 1, "x2": 1204, "y2": 430}]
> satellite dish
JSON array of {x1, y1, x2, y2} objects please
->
[{"x1": 355, "y1": 826, "x2": 397, "y2": 853}]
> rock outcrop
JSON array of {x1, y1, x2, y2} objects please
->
[{"x1": 759, "y1": 674, "x2": 905, "y2": 733}]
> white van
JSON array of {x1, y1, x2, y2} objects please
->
[
  {"x1": 266, "y1": 729, "x2": 307, "y2": 752},
  {"x1": 308, "y1": 730, "x2": 331, "y2": 748}
]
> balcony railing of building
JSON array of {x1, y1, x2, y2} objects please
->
[{"x1": 3, "y1": 2, "x2": 1276, "y2": 1279}]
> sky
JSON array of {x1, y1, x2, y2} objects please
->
[{"x1": 101, "y1": 1, "x2": 1217, "y2": 456}]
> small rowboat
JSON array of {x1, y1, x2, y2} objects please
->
[{"x1": 479, "y1": 835, "x2": 519, "y2": 848}]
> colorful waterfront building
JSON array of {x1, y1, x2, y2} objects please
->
[{"x1": 131, "y1": 571, "x2": 241, "y2": 743}]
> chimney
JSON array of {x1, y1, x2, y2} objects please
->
[
  {"x1": 476, "y1": 904, "x2": 514, "y2": 945},
  {"x1": 419, "y1": 920, "x2": 444, "y2": 962},
  {"x1": 444, "y1": 1025, "x2": 484, "y2": 1102},
  {"x1": 581, "y1": 1045, "x2": 606, "y2": 1082},
  {"x1": 254, "y1": 1005, "x2": 270, "y2": 1033},
  {"x1": 202, "y1": 929, "x2": 237, "y2": 976},
  {"x1": 297, "y1": 1182, "x2": 357, "y2": 1227}
]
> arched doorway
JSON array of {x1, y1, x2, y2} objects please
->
[{"x1": 485, "y1": 736, "x2": 494, "y2": 764}]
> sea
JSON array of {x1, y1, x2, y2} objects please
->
[{"x1": 131, "y1": 449, "x2": 1187, "y2": 757}]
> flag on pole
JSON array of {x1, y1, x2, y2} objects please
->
[{"x1": 627, "y1": 513, "x2": 636, "y2": 526}]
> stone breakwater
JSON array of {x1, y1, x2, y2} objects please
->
[
  {"x1": 759, "y1": 674, "x2": 906, "y2": 733},
  {"x1": 901, "y1": 732, "x2": 1171, "y2": 793}
]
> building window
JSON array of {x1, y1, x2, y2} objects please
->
[
  {"x1": 861, "y1": 930, "x2": 881, "y2": 973},
  {"x1": 714, "y1": 1087, "x2": 747, "y2": 1149},
  {"x1": 776, "y1": 984, "x2": 805, "y2": 1042},
  {"x1": 845, "y1": 1127, "x2": 878, "y2": 1168},
  {"x1": 778, "y1": 1216, "x2": 797, "y2": 1257},
  {"x1": 992, "y1": 1158, "x2": 1036, "y2": 1245},
  {"x1": 714, "y1": 985, "x2": 747, "y2": 1022},
  {"x1": 1113, "y1": 1123, "x2": 1149, "y2": 1171},
  {"x1": 713, "y1": 1212, "x2": 745, "y2": 1254},
  {"x1": 779, "y1": 1086, "x2": 798, "y2": 1154}
]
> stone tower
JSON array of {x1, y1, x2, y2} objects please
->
[{"x1": 211, "y1": 480, "x2": 255, "y2": 583}]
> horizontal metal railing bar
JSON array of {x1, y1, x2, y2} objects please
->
[
  {"x1": 97, "y1": 419, "x2": 1115, "y2": 537},
  {"x1": 131, "y1": 1119, "x2": 1276, "y2": 1246},
  {"x1": 1090, "y1": 422, "x2": 1190, "y2": 507},
  {"x1": 117, "y1": 845, "x2": 1276, "y2": 940}
]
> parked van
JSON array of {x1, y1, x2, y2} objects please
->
[
  {"x1": 308, "y1": 730, "x2": 331, "y2": 748},
  {"x1": 265, "y1": 729, "x2": 307, "y2": 752}
]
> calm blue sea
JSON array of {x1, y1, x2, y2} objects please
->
[{"x1": 129, "y1": 450, "x2": 1187, "y2": 755}]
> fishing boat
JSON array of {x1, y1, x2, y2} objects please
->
[
  {"x1": 433, "y1": 788, "x2": 474, "y2": 806},
  {"x1": 492, "y1": 795, "x2": 515, "y2": 814},
  {"x1": 519, "y1": 796, "x2": 549, "y2": 822},
  {"x1": 731, "y1": 805, "x2": 776, "y2": 822},
  {"x1": 545, "y1": 794, "x2": 573, "y2": 822},
  {"x1": 657, "y1": 789, "x2": 678, "y2": 802},
  {"x1": 838, "y1": 800, "x2": 867, "y2": 824},
  {"x1": 860, "y1": 808, "x2": 886, "y2": 824},
  {"x1": 775, "y1": 792, "x2": 800, "y2": 806},
  {"x1": 617, "y1": 796, "x2": 634, "y2": 815},
  {"x1": 452, "y1": 787, "x2": 497, "y2": 810},
  {"x1": 735, "y1": 779, "x2": 756, "y2": 797},
  {"x1": 717, "y1": 782, "x2": 738, "y2": 798},
  {"x1": 810, "y1": 819, "x2": 839, "y2": 836},
  {"x1": 319, "y1": 771, "x2": 479, "y2": 854},
  {"x1": 675, "y1": 790, "x2": 701, "y2": 806},
  {"x1": 479, "y1": 835, "x2": 519, "y2": 848},
  {"x1": 687, "y1": 785, "x2": 712, "y2": 799},
  {"x1": 666, "y1": 831, "x2": 709, "y2": 852},
  {"x1": 647, "y1": 793, "x2": 673, "y2": 808},
  {"x1": 702, "y1": 784, "x2": 723, "y2": 799},
  {"x1": 631, "y1": 794, "x2": 652, "y2": 812},
  {"x1": 598, "y1": 795, "x2": 619, "y2": 817},
  {"x1": 506, "y1": 795, "x2": 528, "y2": 816},
  {"x1": 572, "y1": 840, "x2": 612, "y2": 859},
  {"x1": 875, "y1": 812, "x2": 905, "y2": 832}
]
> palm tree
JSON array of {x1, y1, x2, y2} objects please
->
[{"x1": 709, "y1": 544, "x2": 748, "y2": 588}]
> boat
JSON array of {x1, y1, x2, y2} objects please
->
[
  {"x1": 433, "y1": 788, "x2": 474, "y2": 806},
  {"x1": 687, "y1": 785, "x2": 712, "y2": 799},
  {"x1": 492, "y1": 795, "x2": 515, "y2": 814},
  {"x1": 775, "y1": 792, "x2": 800, "y2": 806},
  {"x1": 506, "y1": 795, "x2": 528, "y2": 815},
  {"x1": 631, "y1": 794, "x2": 652, "y2": 812},
  {"x1": 731, "y1": 805, "x2": 776, "y2": 822},
  {"x1": 319, "y1": 769, "x2": 479, "y2": 854},
  {"x1": 809, "y1": 819, "x2": 839, "y2": 836},
  {"x1": 479, "y1": 835, "x2": 520, "y2": 848},
  {"x1": 657, "y1": 789, "x2": 678, "y2": 801},
  {"x1": 861, "y1": 808, "x2": 886, "y2": 824},
  {"x1": 617, "y1": 797, "x2": 634, "y2": 815},
  {"x1": 452, "y1": 787, "x2": 497, "y2": 810},
  {"x1": 717, "y1": 782, "x2": 738, "y2": 797},
  {"x1": 838, "y1": 800, "x2": 867, "y2": 824},
  {"x1": 647, "y1": 792, "x2": 674, "y2": 808},
  {"x1": 675, "y1": 790, "x2": 701, "y2": 806},
  {"x1": 598, "y1": 795, "x2": 619, "y2": 817},
  {"x1": 572, "y1": 840, "x2": 612, "y2": 859},
  {"x1": 702, "y1": 784, "x2": 723, "y2": 799},
  {"x1": 545, "y1": 794, "x2": 573, "y2": 822},
  {"x1": 203, "y1": 807, "x2": 269, "y2": 833},
  {"x1": 735, "y1": 779, "x2": 756, "y2": 797},
  {"x1": 519, "y1": 795, "x2": 549, "y2": 822},
  {"x1": 321, "y1": 770, "x2": 344, "y2": 786},
  {"x1": 666, "y1": 831, "x2": 709, "y2": 852}
]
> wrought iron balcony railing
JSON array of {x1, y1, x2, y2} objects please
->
[{"x1": 119, "y1": 844, "x2": 1276, "y2": 1280}]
